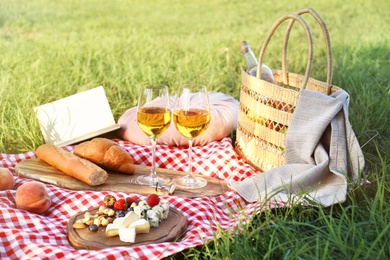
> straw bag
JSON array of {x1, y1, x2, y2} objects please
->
[{"x1": 235, "y1": 8, "x2": 340, "y2": 172}]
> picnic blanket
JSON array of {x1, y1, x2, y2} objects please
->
[
  {"x1": 229, "y1": 89, "x2": 365, "y2": 207},
  {"x1": 0, "y1": 90, "x2": 364, "y2": 259},
  {"x1": 0, "y1": 138, "x2": 284, "y2": 260}
]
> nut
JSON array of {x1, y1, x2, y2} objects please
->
[
  {"x1": 86, "y1": 219, "x2": 94, "y2": 226},
  {"x1": 93, "y1": 218, "x2": 101, "y2": 226},
  {"x1": 98, "y1": 205, "x2": 106, "y2": 213},
  {"x1": 73, "y1": 223, "x2": 86, "y2": 229},
  {"x1": 101, "y1": 218, "x2": 109, "y2": 226},
  {"x1": 107, "y1": 209, "x2": 115, "y2": 217}
]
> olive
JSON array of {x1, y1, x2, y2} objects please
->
[{"x1": 89, "y1": 224, "x2": 99, "y2": 232}]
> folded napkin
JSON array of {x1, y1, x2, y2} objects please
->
[{"x1": 229, "y1": 89, "x2": 365, "y2": 207}]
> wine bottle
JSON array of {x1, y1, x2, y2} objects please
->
[{"x1": 240, "y1": 41, "x2": 274, "y2": 83}]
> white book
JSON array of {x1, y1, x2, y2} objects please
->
[{"x1": 34, "y1": 86, "x2": 120, "y2": 146}]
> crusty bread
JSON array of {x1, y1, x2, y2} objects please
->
[
  {"x1": 36, "y1": 144, "x2": 108, "y2": 186},
  {"x1": 74, "y1": 138, "x2": 135, "y2": 174}
]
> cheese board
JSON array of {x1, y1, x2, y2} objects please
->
[
  {"x1": 67, "y1": 206, "x2": 187, "y2": 249},
  {"x1": 15, "y1": 158, "x2": 228, "y2": 197}
]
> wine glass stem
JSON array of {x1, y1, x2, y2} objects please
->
[
  {"x1": 187, "y1": 138, "x2": 193, "y2": 178},
  {"x1": 150, "y1": 137, "x2": 157, "y2": 184}
]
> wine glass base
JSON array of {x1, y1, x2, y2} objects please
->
[
  {"x1": 173, "y1": 176, "x2": 207, "y2": 189},
  {"x1": 137, "y1": 175, "x2": 170, "y2": 187}
]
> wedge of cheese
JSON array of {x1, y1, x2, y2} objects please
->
[
  {"x1": 119, "y1": 227, "x2": 136, "y2": 243},
  {"x1": 105, "y1": 223, "x2": 121, "y2": 237},
  {"x1": 129, "y1": 219, "x2": 150, "y2": 234},
  {"x1": 113, "y1": 211, "x2": 140, "y2": 228}
]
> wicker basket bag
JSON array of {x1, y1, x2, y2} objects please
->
[{"x1": 235, "y1": 8, "x2": 340, "y2": 172}]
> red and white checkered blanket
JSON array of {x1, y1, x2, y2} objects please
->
[{"x1": 0, "y1": 138, "x2": 285, "y2": 260}]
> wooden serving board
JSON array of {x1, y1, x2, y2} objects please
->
[
  {"x1": 15, "y1": 158, "x2": 228, "y2": 198},
  {"x1": 67, "y1": 206, "x2": 187, "y2": 249}
]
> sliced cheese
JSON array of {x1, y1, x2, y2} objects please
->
[
  {"x1": 129, "y1": 219, "x2": 150, "y2": 234},
  {"x1": 119, "y1": 227, "x2": 136, "y2": 243},
  {"x1": 121, "y1": 211, "x2": 140, "y2": 227},
  {"x1": 105, "y1": 223, "x2": 120, "y2": 237},
  {"x1": 114, "y1": 211, "x2": 140, "y2": 228},
  {"x1": 113, "y1": 217, "x2": 124, "y2": 226}
]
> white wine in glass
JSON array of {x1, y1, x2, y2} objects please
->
[
  {"x1": 136, "y1": 84, "x2": 171, "y2": 186},
  {"x1": 173, "y1": 84, "x2": 210, "y2": 189}
]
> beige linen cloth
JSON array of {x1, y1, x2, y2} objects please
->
[{"x1": 229, "y1": 89, "x2": 365, "y2": 207}]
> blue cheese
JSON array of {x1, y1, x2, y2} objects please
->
[
  {"x1": 148, "y1": 215, "x2": 160, "y2": 228},
  {"x1": 134, "y1": 205, "x2": 148, "y2": 219},
  {"x1": 152, "y1": 205, "x2": 164, "y2": 219},
  {"x1": 137, "y1": 200, "x2": 150, "y2": 209},
  {"x1": 161, "y1": 203, "x2": 169, "y2": 219}
]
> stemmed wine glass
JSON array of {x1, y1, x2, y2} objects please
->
[
  {"x1": 136, "y1": 84, "x2": 171, "y2": 186},
  {"x1": 173, "y1": 84, "x2": 211, "y2": 189}
]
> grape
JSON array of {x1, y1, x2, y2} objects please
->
[
  {"x1": 89, "y1": 224, "x2": 98, "y2": 232},
  {"x1": 116, "y1": 210, "x2": 126, "y2": 218}
]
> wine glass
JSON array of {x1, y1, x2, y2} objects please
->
[
  {"x1": 173, "y1": 84, "x2": 210, "y2": 189},
  {"x1": 136, "y1": 84, "x2": 171, "y2": 186}
]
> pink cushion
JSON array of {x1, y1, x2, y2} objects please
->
[{"x1": 117, "y1": 92, "x2": 239, "y2": 146}]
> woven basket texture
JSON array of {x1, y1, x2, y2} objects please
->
[{"x1": 235, "y1": 8, "x2": 340, "y2": 172}]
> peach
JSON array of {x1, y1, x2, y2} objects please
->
[
  {"x1": 0, "y1": 168, "x2": 15, "y2": 190},
  {"x1": 15, "y1": 181, "x2": 51, "y2": 214}
]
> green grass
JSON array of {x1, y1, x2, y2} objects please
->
[{"x1": 1, "y1": 0, "x2": 389, "y2": 259}]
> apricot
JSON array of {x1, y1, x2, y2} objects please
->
[
  {"x1": 15, "y1": 181, "x2": 51, "y2": 214},
  {"x1": 0, "y1": 168, "x2": 15, "y2": 190}
]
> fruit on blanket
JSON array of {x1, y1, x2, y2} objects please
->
[
  {"x1": 146, "y1": 194, "x2": 160, "y2": 207},
  {"x1": 104, "y1": 194, "x2": 117, "y2": 208},
  {"x1": 113, "y1": 198, "x2": 128, "y2": 211},
  {"x1": 0, "y1": 168, "x2": 15, "y2": 190},
  {"x1": 15, "y1": 181, "x2": 51, "y2": 214},
  {"x1": 89, "y1": 224, "x2": 99, "y2": 232},
  {"x1": 125, "y1": 196, "x2": 136, "y2": 206}
]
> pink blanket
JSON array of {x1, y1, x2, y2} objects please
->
[{"x1": 0, "y1": 138, "x2": 285, "y2": 260}]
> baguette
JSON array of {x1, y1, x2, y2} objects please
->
[
  {"x1": 36, "y1": 144, "x2": 108, "y2": 186},
  {"x1": 74, "y1": 138, "x2": 135, "y2": 174}
]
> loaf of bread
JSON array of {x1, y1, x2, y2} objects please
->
[
  {"x1": 36, "y1": 144, "x2": 108, "y2": 186},
  {"x1": 74, "y1": 138, "x2": 135, "y2": 174}
]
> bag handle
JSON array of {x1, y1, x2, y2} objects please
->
[
  {"x1": 257, "y1": 13, "x2": 314, "y2": 89},
  {"x1": 282, "y1": 8, "x2": 332, "y2": 94}
]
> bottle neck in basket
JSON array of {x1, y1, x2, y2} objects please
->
[{"x1": 240, "y1": 41, "x2": 258, "y2": 76}]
